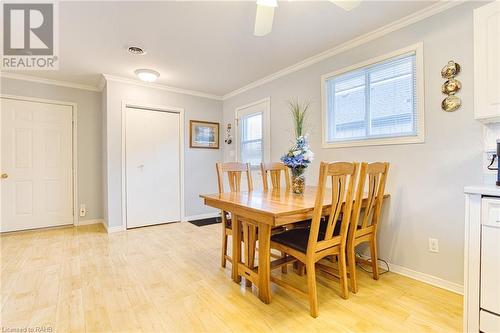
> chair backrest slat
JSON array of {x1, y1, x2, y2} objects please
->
[
  {"x1": 216, "y1": 162, "x2": 253, "y2": 193},
  {"x1": 308, "y1": 162, "x2": 358, "y2": 253},
  {"x1": 324, "y1": 174, "x2": 348, "y2": 241},
  {"x1": 260, "y1": 162, "x2": 290, "y2": 191},
  {"x1": 350, "y1": 162, "x2": 389, "y2": 235}
]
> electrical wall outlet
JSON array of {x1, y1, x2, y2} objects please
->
[
  {"x1": 428, "y1": 238, "x2": 439, "y2": 253},
  {"x1": 79, "y1": 204, "x2": 87, "y2": 217}
]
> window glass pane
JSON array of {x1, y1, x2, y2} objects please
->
[
  {"x1": 331, "y1": 73, "x2": 366, "y2": 140},
  {"x1": 369, "y1": 56, "x2": 415, "y2": 137},
  {"x1": 242, "y1": 113, "x2": 262, "y2": 141},
  {"x1": 240, "y1": 112, "x2": 263, "y2": 165},
  {"x1": 240, "y1": 140, "x2": 262, "y2": 166},
  {"x1": 370, "y1": 74, "x2": 414, "y2": 136},
  {"x1": 325, "y1": 53, "x2": 417, "y2": 143}
]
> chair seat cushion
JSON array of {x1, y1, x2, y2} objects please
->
[
  {"x1": 271, "y1": 228, "x2": 325, "y2": 254},
  {"x1": 272, "y1": 218, "x2": 363, "y2": 253}
]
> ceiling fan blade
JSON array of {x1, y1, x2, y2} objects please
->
[
  {"x1": 254, "y1": 1, "x2": 277, "y2": 37},
  {"x1": 329, "y1": 0, "x2": 362, "y2": 11}
]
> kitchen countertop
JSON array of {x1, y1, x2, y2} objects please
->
[{"x1": 464, "y1": 184, "x2": 500, "y2": 196}]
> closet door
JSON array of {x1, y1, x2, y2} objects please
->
[{"x1": 125, "y1": 107, "x2": 181, "y2": 228}]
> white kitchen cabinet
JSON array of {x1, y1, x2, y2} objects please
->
[{"x1": 474, "y1": 1, "x2": 500, "y2": 122}]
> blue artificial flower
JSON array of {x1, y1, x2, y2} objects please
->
[{"x1": 281, "y1": 136, "x2": 314, "y2": 170}]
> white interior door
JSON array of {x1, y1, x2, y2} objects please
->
[
  {"x1": 125, "y1": 107, "x2": 181, "y2": 228},
  {"x1": 1, "y1": 98, "x2": 73, "y2": 232}
]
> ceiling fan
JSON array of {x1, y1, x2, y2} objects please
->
[{"x1": 254, "y1": 0, "x2": 362, "y2": 36}]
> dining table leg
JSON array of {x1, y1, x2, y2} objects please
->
[
  {"x1": 257, "y1": 223, "x2": 272, "y2": 304},
  {"x1": 242, "y1": 222, "x2": 252, "y2": 288},
  {"x1": 231, "y1": 213, "x2": 241, "y2": 283}
]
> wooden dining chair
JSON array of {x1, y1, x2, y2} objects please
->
[
  {"x1": 216, "y1": 162, "x2": 253, "y2": 269},
  {"x1": 260, "y1": 162, "x2": 294, "y2": 272},
  {"x1": 260, "y1": 162, "x2": 290, "y2": 191},
  {"x1": 270, "y1": 161, "x2": 359, "y2": 317},
  {"x1": 346, "y1": 162, "x2": 389, "y2": 294}
]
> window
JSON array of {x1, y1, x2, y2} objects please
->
[
  {"x1": 240, "y1": 112, "x2": 263, "y2": 166},
  {"x1": 236, "y1": 98, "x2": 270, "y2": 167},
  {"x1": 322, "y1": 45, "x2": 424, "y2": 148}
]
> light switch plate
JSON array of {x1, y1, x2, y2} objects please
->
[{"x1": 428, "y1": 238, "x2": 439, "y2": 253}]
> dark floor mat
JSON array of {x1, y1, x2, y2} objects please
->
[{"x1": 188, "y1": 217, "x2": 221, "y2": 227}]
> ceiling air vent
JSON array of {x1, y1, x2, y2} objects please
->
[{"x1": 127, "y1": 46, "x2": 146, "y2": 55}]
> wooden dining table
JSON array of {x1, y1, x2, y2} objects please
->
[{"x1": 200, "y1": 186, "x2": 389, "y2": 304}]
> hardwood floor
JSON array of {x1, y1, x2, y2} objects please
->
[{"x1": 1, "y1": 222, "x2": 462, "y2": 332}]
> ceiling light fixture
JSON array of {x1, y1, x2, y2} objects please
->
[{"x1": 134, "y1": 69, "x2": 160, "y2": 82}]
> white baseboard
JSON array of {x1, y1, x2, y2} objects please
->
[
  {"x1": 357, "y1": 254, "x2": 463, "y2": 295},
  {"x1": 101, "y1": 221, "x2": 126, "y2": 234},
  {"x1": 385, "y1": 261, "x2": 464, "y2": 295},
  {"x1": 184, "y1": 212, "x2": 220, "y2": 222},
  {"x1": 77, "y1": 219, "x2": 103, "y2": 226}
]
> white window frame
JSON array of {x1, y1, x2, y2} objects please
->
[
  {"x1": 235, "y1": 97, "x2": 271, "y2": 167},
  {"x1": 321, "y1": 43, "x2": 425, "y2": 149}
]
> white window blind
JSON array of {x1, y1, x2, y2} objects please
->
[
  {"x1": 240, "y1": 112, "x2": 263, "y2": 166},
  {"x1": 325, "y1": 52, "x2": 419, "y2": 144}
]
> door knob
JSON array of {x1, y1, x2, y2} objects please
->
[{"x1": 1, "y1": 173, "x2": 8, "y2": 179}]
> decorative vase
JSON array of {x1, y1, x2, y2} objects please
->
[{"x1": 291, "y1": 168, "x2": 306, "y2": 195}]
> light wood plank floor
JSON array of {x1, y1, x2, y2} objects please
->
[{"x1": 1, "y1": 222, "x2": 462, "y2": 333}]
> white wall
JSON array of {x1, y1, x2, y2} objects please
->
[
  {"x1": 1, "y1": 77, "x2": 103, "y2": 222},
  {"x1": 222, "y1": 2, "x2": 485, "y2": 286},
  {"x1": 103, "y1": 79, "x2": 222, "y2": 228}
]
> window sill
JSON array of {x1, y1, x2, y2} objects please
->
[{"x1": 322, "y1": 134, "x2": 424, "y2": 149}]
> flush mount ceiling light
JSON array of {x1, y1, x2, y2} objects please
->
[
  {"x1": 127, "y1": 46, "x2": 146, "y2": 55},
  {"x1": 253, "y1": 0, "x2": 361, "y2": 36},
  {"x1": 134, "y1": 69, "x2": 160, "y2": 82}
]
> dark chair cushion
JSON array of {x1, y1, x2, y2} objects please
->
[{"x1": 271, "y1": 228, "x2": 325, "y2": 253}]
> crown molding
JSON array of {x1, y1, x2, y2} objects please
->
[
  {"x1": 102, "y1": 74, "x2": 223, "y2": 101},
  {"x1": 222, "y1": 0, "x2": 464, "y2": 100},
  {"x1": 97, "y1": 74, "x2": 107, "y2": 91},
  {"x1": 0, "y1": 72, "x2": 101, "y2": 92}
]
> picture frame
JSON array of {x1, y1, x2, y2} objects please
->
[{"x1": 189, "y1": 120, "x2": 220, "y2": 149}]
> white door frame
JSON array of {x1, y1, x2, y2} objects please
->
[
  {"x1": 121, "y1": 101, "x2": 185, "y2": 229},
  {"x1": 0, "y1": 94, "x2": 79, "y2": 229},
  {"x1": 234, "y1": 97, "x2": 271, "y2": 164}
]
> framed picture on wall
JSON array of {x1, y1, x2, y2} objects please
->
[{"x1": 189, "y1": 120, "x2": 220, "y2": 149}]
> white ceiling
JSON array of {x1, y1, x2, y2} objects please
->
[{"x1": 7, "y1": 1, "x2": 438, "y2": 96}]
